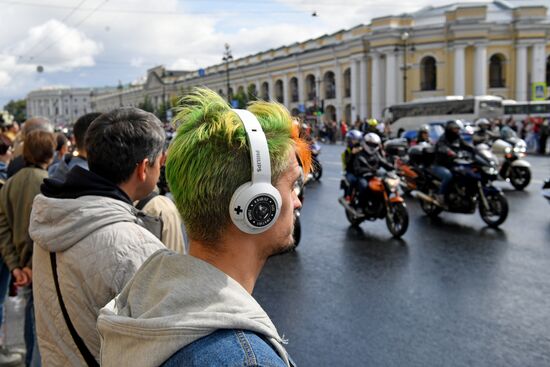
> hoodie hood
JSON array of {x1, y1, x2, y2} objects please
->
[
  {"x1": 97, "y1": 250, "x2": 291, "y2": 367},
  {"x1": 42, "y1": 165, "x2": 131, "y2": 204},
  {"x1": 29, "y1": 193, "x2": 139, "y2": 253}
]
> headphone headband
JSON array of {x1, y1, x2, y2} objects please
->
[{"x1": 232, "y1": 109, "x2": 271, "y2": 184}]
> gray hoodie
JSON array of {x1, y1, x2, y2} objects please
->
[
  {"x1": 30, "y1": 194, "x2": 165, "y2": 366},
  {"x1": 98, "y1": 249, "x2": 291, "y2": 367}
]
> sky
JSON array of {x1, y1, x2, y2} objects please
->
[{"x1": 0, "y1": 0, "x2": 547, "y2": 108}]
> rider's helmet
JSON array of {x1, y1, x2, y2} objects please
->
[
  {"x1": 417, "y1": 124, "x2": 430, "y2": 141},
  {"x1": 445, "y1": 120, "x2": 462, "y2": 142},
  {"x1": 362, "y1": 132, "x2": 381, "y2": 154},
  {"x1": 475, "y1": 118, "x2": 490, "y2": 132},
  {"x1": 367, "y1": 118, "x2": 378, "y2": 128},
  {"x1": 345, "y1": 129, "x2": 363, "y2": 148}
]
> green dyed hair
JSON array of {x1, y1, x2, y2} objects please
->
[{"x1": 166, "y1": 87, "x2": 311, "y2": 244}]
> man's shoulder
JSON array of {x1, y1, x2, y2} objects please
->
[{"x1": 162, "y1": 329, "x2": 287, "y2": 367}]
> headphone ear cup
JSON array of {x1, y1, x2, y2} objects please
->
[{"x1": 230, "y1": 182, "x2": 282, "y2": 234}]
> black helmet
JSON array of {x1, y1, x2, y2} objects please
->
[{"x1": 445, "y1": 120, "x2": 462, "y2": 141}]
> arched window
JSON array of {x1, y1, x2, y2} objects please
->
[
  {"x1": 489, "y1": 54, "x2": 506, "y2": 88},
  {"x1": 324, "y1": 71, "x2": 336, "y2": 99},
  {"x1": 420, "y1": 56, "x2": 437, "y2": 91},
  {"x1": 275, "y1": 79, "x2": 284, "y2": 103},
  {"x1": 247, "y1": 84, "x2": 257, "y2": 101},
  {"x1": 290, "y1": 77, "x2": 299, "y2": 102},
  {"x1": 343, "y1": 69, "x2": 351, "y2": 97}
]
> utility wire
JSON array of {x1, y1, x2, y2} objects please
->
[{"x1": 27, "y1": 0, "x2": 109, "y2": 63}]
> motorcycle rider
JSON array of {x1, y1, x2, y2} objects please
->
[
  {"x1": 432, "y1": 120, "x2": 476, "y2": 205},
  {"x1": 341, "y1": 130, "x2": 363, "y2": 201},
  {"x1": 472, "y1": 118, "x2": 498, "y2": 146},
  {"x1": 414, "y1": 124, "x2": 430, "y2": 145},
  {"x1": 353, "y1": 133, "x2": 394, "y2": 213}
]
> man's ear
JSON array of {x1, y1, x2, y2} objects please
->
[{"x1": 135, "y1": 158, "x2": 149, "y2": 182}]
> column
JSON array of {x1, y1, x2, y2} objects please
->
[
  {"x1": 515, "y1": 45, "x2": 527, "y2": 101},
  {"x1": 385, "y1": 51, "x2": 397, "y2": 109},
  {"x1": 350, "y1": 59, "x2": 359, "y2": 121},
  {"x1": 315, "y1": 68, "x2": 322, "y2": 101},
  {"x1": 335, "y1": 63, "x2": 343, "y2": 122},
  {"x1": 454, "y1": 44, "x2": 466, "y2": 96},
  {"x1": 282, "y1": 75, "x2": 289, "y2": 106},
  {"x1": 297, "y1": 71, "x2": 305, "y2": 104},
  {"x1": 371, "y1": 53, "x2": 381, "y2": 119},
  {"x1": 532, "y1": 43, "x2": 546, "y2": 84},
  {"x1": 268, "y1": 78, "x2": 274, "y2": 101},
  {"x1": 359, "y1": 57, "x2": 368, "y2": 119},
  {"x1": 474, "y1": 43, "x2": 487, "y2": 96},
  {"x1": 255, "y1": 81, "x2": 261, "y2": 99}
]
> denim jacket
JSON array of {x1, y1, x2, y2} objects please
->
[{"x1": 162, "y1": 329, "x2": 295, "y2": 367}]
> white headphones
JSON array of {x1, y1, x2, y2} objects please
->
[{"x1": 229, "y1": 109, "x2": 282, "y2": 234}]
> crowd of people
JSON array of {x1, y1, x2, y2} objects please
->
[{"x1": 0, "y1": 88, "x2": 310, "y2": 366}]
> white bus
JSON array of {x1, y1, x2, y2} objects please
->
[
  {"x1": 502, "y1": 100, "x2": 550, "y2": 121},
  {"x1": 383, "y1": 95, "x2": 504, "y2": 132}
]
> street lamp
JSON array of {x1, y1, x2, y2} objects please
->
[
  {"x1": 395, "y1": 31, "x2": 415, "y2": 102},
  {"x1": 117, "y1": 80, "x2": 123, "y2": 107},
  {"x1": 222, "y1": 43, "x2": 233, "y2": 103}
]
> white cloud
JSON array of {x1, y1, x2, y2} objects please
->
[{"x1": 12, "y1": 19, "x2": 102, "y2": 71}]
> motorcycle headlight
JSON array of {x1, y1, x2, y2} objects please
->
[
  {"x1": 482, "y1": 166, "x2": 498, "y2": 176},
  {"x1": 385, "y1": 177, "x2": 400, "y2": 191},
  {"x1": 504, "y1": 147, "x2": 512, "y2": 154}
]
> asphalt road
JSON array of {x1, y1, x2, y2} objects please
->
[{"x1": 253, "y1": 143, "x2": 550, "y2": 367}]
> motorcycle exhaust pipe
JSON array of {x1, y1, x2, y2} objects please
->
[
  {"x1": 410, "y1": 190, "x2": 440, "y2": 206},
  {"x1": 338, "y1": 197, "x2": 363, "y2": 217}
]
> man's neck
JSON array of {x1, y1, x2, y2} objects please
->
[
  {"x1": 188, "y1": 231, "x2": 267, "y2": 294},
  {"x1": 117, "y1": 181, "x2": 137, "y2": 202},
  {"x1": 76, "y1": 150, "x2": 87, "y2": 159}
]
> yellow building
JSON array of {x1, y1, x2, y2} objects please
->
[{"x1": 94, "y1": 1, "x2": 550, "y2": 124}]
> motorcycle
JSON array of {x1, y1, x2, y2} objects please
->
[
  {"x1": 478, "y1": 135, "x2": 531, "y2": 190},
  {"x1": 338, "y1": 171, "x2": 409, "y2": 238},
  {"x1": 410, "y1": 149, "x2": 508, "y2": 228},
  {"x1": 310, "y1": 141, "x2": 322, "y2": 181},
  {"x1": 293, "y1": 166, "x2": 305, "y2": 246},
  {"x1": 543, "y1": 178, "x2": 550, "y2": 205}
]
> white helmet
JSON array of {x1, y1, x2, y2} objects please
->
[
  {"x1": 363, "y1": 132, "x2": 381, "y2": 154},
  {"x1": 475, "y1": 118, "x2": 490, "y2": 130}
]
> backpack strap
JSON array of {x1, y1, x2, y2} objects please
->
[
  {"x1": 50, "y1": 252, "x2": 99, "y2": 367},
  {"x1": 135, "y1": 191, "x2": 159, "y2": 211}
]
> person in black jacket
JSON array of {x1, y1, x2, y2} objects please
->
[
  {"x1": 341, "y1": 129, "x2": 363, "y2": 201},
  {"x1": 353, "y1": 133, "x2": 394, "y2": 211},
  {"x1": 432, "y1": 120, "x2": 475, "y2": 204}
]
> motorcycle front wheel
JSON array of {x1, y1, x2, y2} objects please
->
[
  {"x1": 386, "y1": 202, "x2": 409, "y2": 238},
  {"x1": 293, "y1": 213, "x2": 301, "y2": 247},
  {"x1": 479, "y1": 192, "x2": 508, "y2": 227},
  {"x1": 510, "y1": 166, "x2": 531, "y2": 190},
  {"x1": 312, "y1": 162, "x2": 323, "y2": 181}
]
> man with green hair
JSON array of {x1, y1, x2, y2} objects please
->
[{"x1": 98, "y1": 88, "x2": 311, "y2": 366}]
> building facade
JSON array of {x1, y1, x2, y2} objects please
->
[
  {"x1": 26, "y1": 87, "x2": 115, "y2": 126},
  {"x1": 93, "y1": 1, "x2": 550, "y2": 124}
]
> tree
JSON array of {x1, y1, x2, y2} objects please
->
[
  {"x1": 4, "y1": 99, "x2": 26, "y2": 123},
  {"x1": 155, "y1": 100, "x2": 172, "y2": 122},
  {"x1": 138, "y1": 95, "x2": 155, "y2": 113},
  {"x1": 233, "y1": 89, "x2": 248, "y2": 109}
]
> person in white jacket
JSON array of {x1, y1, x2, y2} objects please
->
[
  {"x1": 29, "y1": 108, "x2": 166, "y2": 366},
  {"x1": 98, "y1": 88, "x2": 313, "y2": 367}
]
